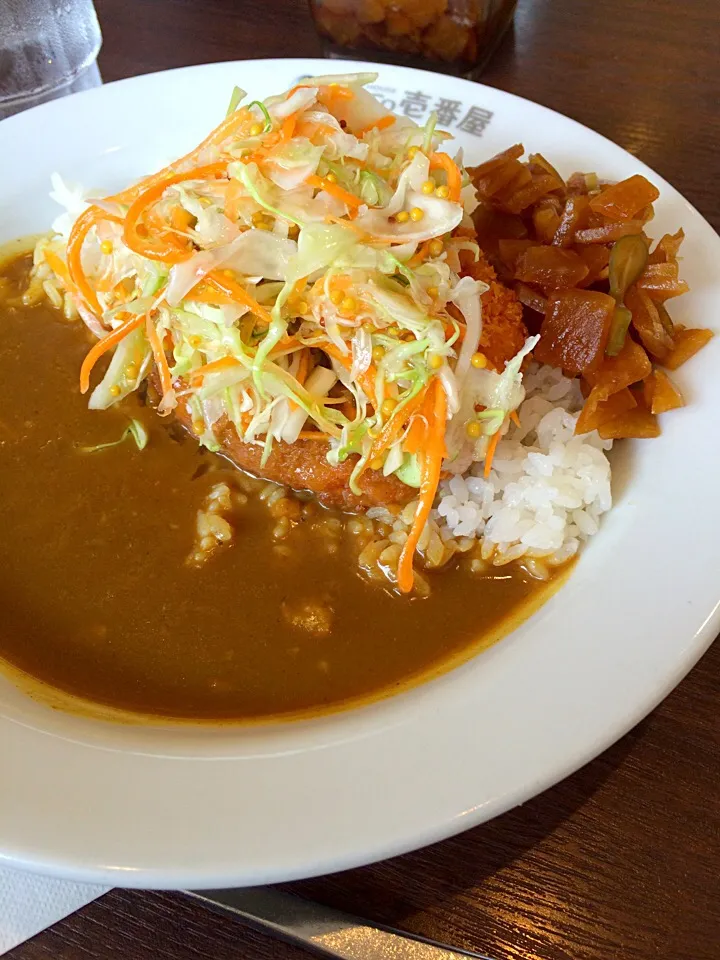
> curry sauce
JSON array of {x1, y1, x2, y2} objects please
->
[{"x1": 0, "y1": 253, "x2": 557, "y2": 722}]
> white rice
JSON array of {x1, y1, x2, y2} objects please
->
[{"x1": 431, "y1": 363, "x2": 613, "y2": 568}]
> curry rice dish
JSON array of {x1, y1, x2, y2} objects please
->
[{"x1": 0, "y1": 72, "x2": 709, "y2": 720}]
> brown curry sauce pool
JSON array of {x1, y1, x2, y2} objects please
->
[{"x1": 0, "y1": 252, "x2": 561, "y2": 722}]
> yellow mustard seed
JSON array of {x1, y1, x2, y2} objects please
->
[
  {"x1": 435, "y1": 184, "x2": 450, "y2": 200},
  {"x1": 296, "y1": 300, "x2": 309, "y2": 314},
  {"x1": 109, "y1": 385, "x2": 121, "y2": 397},
  {"x1": 372, "y1": 345, "x2": 385, "y2": 362},
  {"x1": 369, "y1": 457, "x2": 384, "y2": 471},
  {"x1": 427, "y1": 285, "x2": 439, "y2": 299},
  {"x1": 407, "y1": 146, "x2": 420, "y2": 159},
  {"x1": 249, "y1": 123, "x2": 263, "y2": 137},
  {"x1": 340, "y1": 296, "x2": 357, "y2": 314},
  {"x1": 409, "y1": 207, "x2": 424, "y2": 222},
  {"x1": 325, "y1": 171, "x2": 338, "y2": 183},
  {"x1": 471, "y1": 351, "x2": 488, "y2": 369},
  {"x1": 125, "y1": 363, "x2": 138, "y2": 380},
  {"x1": 429, "y1": 353, "x2": 443, "y2": 369},
  {"x1": 381, "y1": 398, "x2": 397, "y2": 417},
  {"x1": 188, "y1": 335, "x2": 202, "y2": 348},
  {"x1": 428, "y1": 238, "x2": 444, "y2": 258},
  {"x1": 395, "y1": 210, "x2": 410, "y2": 223},
  {"x1": 465, "y1": 420, "x2": 482, "y2": 439},
  {"x1": 329, "y1": 288, "x2": 344, "y2": 306},
  {"x1": 192, "y1": 419, "x2": 205, "y2": 435},
  {"x1": 100, "y1": 239, "x2": 113, "y2": 255},
  {"x1": 421, "y1": 179, "x2": 436, "y2": 195}
]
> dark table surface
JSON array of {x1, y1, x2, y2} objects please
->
[{"x1": 12, "y1": 1, "x2": 720, "y2": 958}]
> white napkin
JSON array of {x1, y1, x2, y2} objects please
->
[{"x1": 0, "y1": 865, "x2": 108, "y2": 954}]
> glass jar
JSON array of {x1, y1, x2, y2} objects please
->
[{"x1": 308, "y1": 0, "x2": 517, "y2": 76}]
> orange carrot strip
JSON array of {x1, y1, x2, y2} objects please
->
[
  {"x1": 187, "y1": 282, "x2": 238, "y2": 306},
  {"x1": 306, "y1": 175, "x2": 362, "y2": 217},
  {"x1": 509, "y1": 410, "x2": 521, "y2": 427},
  {"x1": 171, "y1": 205, "x2": 193, "y2": 231},
  {"x1": 483, "y1": 428, "x2": 502, "y2": 478},
  {"x1": 205, "y1": 271, "x2": 272, "y2": 325},
  {"x1": 323, "y1": 214, "x2": 372, "y2": 239},
  {"x1": 67, "y1": 207, "x2": 123, "y2": 314},
  {"x1": 408, "y1": 240, "x2": 432, "y2": 268},
  {"x1": 430, "y1": 152, "x2": 462, "y2": 203},
  {"x1": 108, "y1": 109, "x2": 253, "y2": 207},
  {"x1": 281, "y1": 113, "x2": 298, "y2": 141},
  {"x1": 190, "y1": 356, "x2": 242, "y2": 385},
  {"x1": 323, "y1": 342, "x2": 377, "y2": 405},
  {"x1": 298, "y1": 430, "x2": 331, "y2": 440},
  {"x1": 357, "y1": 115, "x2": 396, "y2": 136},
  {"x1": 296, "y1": 120, "x2": 336, "y2": 140},
  {"x1": 296, "y1": 349, "x2": 310, "y2": 386},
  {"x1": 397, "y1": 379, "x2": 447, "y2": 594},
  {"x1": 326, "y1": 85, "x2": 354, "y2": 101},
  {"x1": 43, "y1": 249, "x2": 73, "y2": 290},
  {"x1": 79, "y1": 312, "x2": 145, "y2": 394},
  {"x1": 123, "y1": 162, "x2": 228, "y2": 262},
  {"x1": 403, "y1": 413, "x2": 428, "y2": 455},
  {"x1": 224, "y1": 179, "x2": 244, "y2": 223},
  {"x1": 362, "y1": 387, "x2": 428, "y2": 474},
  {"x1": 146, "y1": 313, "x2": 173, "y2": 398}
]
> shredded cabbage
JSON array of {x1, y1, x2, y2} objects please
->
[{"x1": 41, "y1": 72, "x2": 517, "y2": 531}]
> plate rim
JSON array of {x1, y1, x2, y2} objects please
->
[{"x1": 1, "y1": 57, "x2": 718, "y2": 888}]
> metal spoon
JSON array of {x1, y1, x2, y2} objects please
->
[{"x1": 186, "y1": 887, "x2": 494, "y2": 960}]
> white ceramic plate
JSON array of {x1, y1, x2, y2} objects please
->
[{"x1": 1, "y1": 58, "x2": 718, "y2": 889}]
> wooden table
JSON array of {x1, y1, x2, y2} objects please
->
[{"x1": 12, "y1": 1, "x2": 720, "y2": 958}]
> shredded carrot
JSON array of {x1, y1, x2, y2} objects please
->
[
  {"x1": 146, "y1": 313, "x2": 173, "y2": 399},
  {"x1": 296, "y1": 120, "x2": 336, "y2": 140},
  {"x1": 509, "y1": 410, "x2": 521, "y2": 427},
  {"x1": 323, "y1": 214, "x2": 372, "y2": 239},
  {"x1": 327, "y1": 85, "x2": 354, "y2": 100},
  {"x1": 272, "y1": 334, "x2": 301, "y2": 353},
  {"x1": 306, "y1": 175, "x2": 361, "y2": 217},
  {"x1": 298, "y1": 431, "x2": 331, "y2": 440},
  {"x1": 287, "y1": 348, "x2": 311, "y2": 413},
  {"x1": 224, "y1": 179, "x2": 244, "y2": 223},
  {"x1": 67, "y1": 207, "x2": 123, "y2": 314},
  {"x1": 296, "y1": 349, "x2": 311, "y2": 386},
  {"x1": 190, "y1": 356, "x2": 242, "y2": 386},
  {"x1": 79, "y1": 312, "x2": 146, "y2": 394},
  {"x1": 171, "y1": 205, "x2": 193, "y2": 231},
  {"x1": 123, "y1": 162, "x2": 228, "y2": 262},
  {"x1": 205, "y1": 271, "x2": 272, "y2": 325},
  {"x1": 397, "y1": 379, "x2": 447, "y2": 594},
  {"x1": 323, "y1": 342, "x2": 377, "y2": 405},
  {"x1": 430, "y1": 152, "x2": 462, "y2": 203},
  {"x1": 361, "y1": 386, "x2": 428, "y2": 474},
  {"x1": 281, "y1": 113, "x2": 298, "y2": 141},
  {"x1": 483, "y1": 428, "x2": 502, "y2": 478},
  {"x1": 43, "y1": 249, "x2": 73, "y2": 290},
  {"x1": 403, "y1": 412, "x2": 428, "y2": 455},
  {"x1": 188, "y1": 281, "x2": 238, "y2": 306},
  {"x1": 108, "y1": 109, "x2": 254, "y2": 207},
  {"x1": 356, "y1": 115, "x2": 396, "y2": 136},
  {"x1": 408, "y1": 240, "x2": 432, "y2": 269}
]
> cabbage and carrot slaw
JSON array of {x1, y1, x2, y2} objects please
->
[{"x1": 37, "y1": 72, "x2": 537, "y2": 593}]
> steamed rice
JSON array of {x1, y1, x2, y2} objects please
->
[{"x1": 369, "y1": 363, "x2": 613, "y2": 578}]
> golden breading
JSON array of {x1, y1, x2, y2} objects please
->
[{"x1": 462, "y1": 252, "x2": 528, "y2": 371}]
